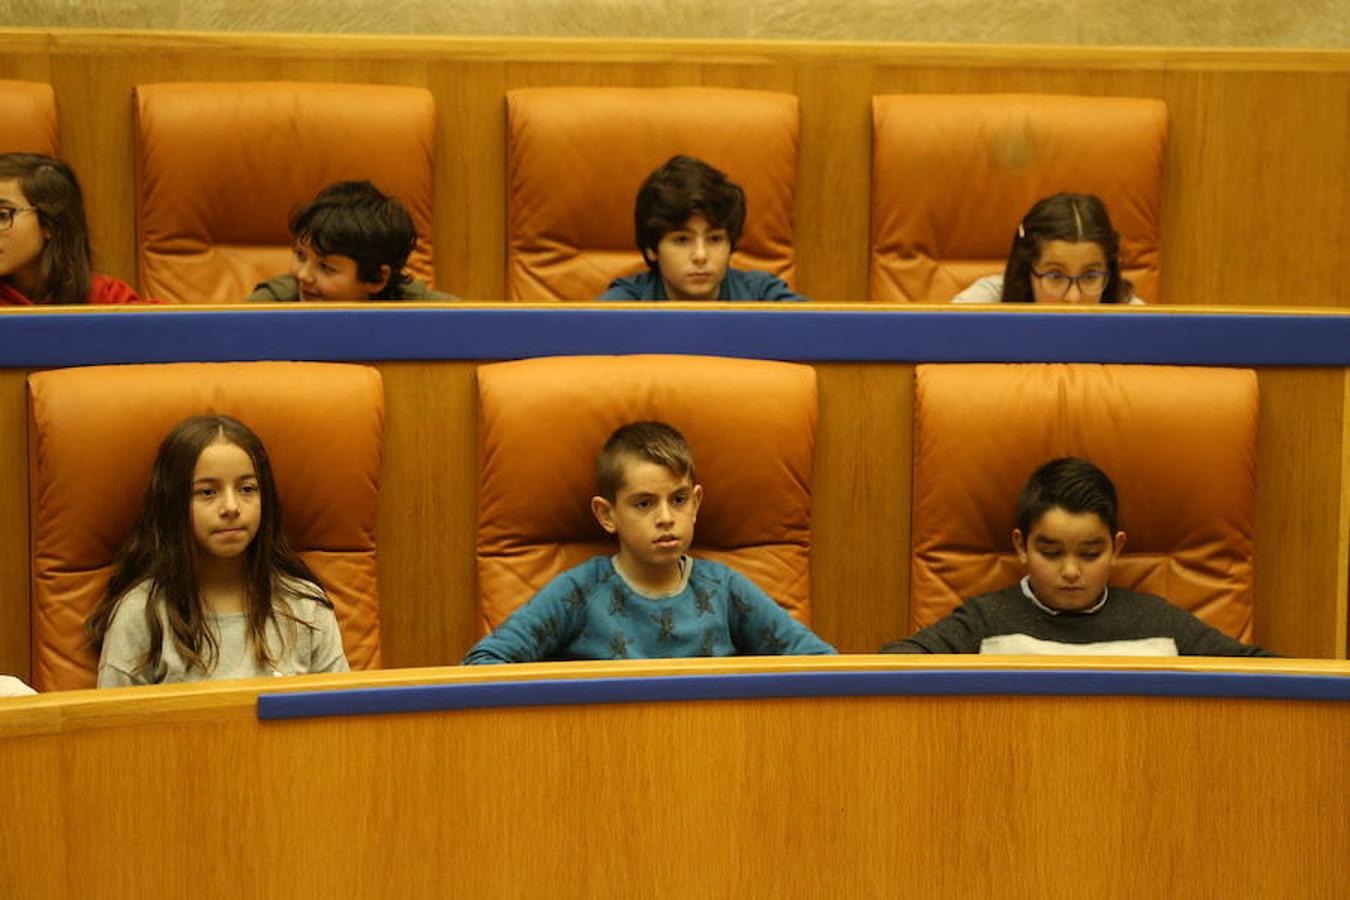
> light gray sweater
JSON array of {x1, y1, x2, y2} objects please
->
[{"x1": 96, "y1": 577, "x2": 350, "y2": 687}]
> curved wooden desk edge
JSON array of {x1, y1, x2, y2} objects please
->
[
  {"x1": 3, "y1": 655, "x2": 1347, "y2": 897},
  {"x1": 4, "y1": 655, "x2": 1345, "y2": 738}
]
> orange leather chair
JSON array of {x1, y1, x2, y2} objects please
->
[
  {"x1": 134, "y1": 82, "x2": 436, "y2": 303},
  {"x1": 27, "y1": 362, "x2": 384, "y2": 691},
  {"x1": 0, "y1": 80, "x2": 58, "y2": 154},
  {"x1": 476, "y1": 355, "x2": 816, "y2": 633},
  {"x1": 506, "y1": 87, "x2": 800, "y2": 301},
  {"x1": 910, "y1": 363, "x2": 1257, "y2": 641},
  {"x1": 870, "y1": 94, "x2": 1167, "y2": 303}
]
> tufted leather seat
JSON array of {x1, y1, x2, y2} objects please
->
[
  {"x1": 506, "y1": 87, "x2": 800, "y2": 301},
  {"x1": 476, "y1": 354, "x2": 817, "y2": 633},
  {"x1": 0, "y1": 80, "x2": 58, "y2": 155},
  {"x1": 910, "y1": 363, "x2": 1257, "y2": 641},
  {"x1": 134, "y1": 82, "x2": 436, "y2": 303},
  {"x1": 27, "y1": 361, "x2": 385, "y2": 690},
  {"x1": 870, "y1": 94, "x2": 1167, "y2": 303}
]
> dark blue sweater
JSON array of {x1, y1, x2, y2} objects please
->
[
  {"x1": 882, "y1": 582, "x2": 1274, "y2": 656},
  {"x1": 598, "y1": 268, "x2": 807, "y2": 302}
]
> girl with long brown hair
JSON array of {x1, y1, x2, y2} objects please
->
[{"x1": 86, "y1": 415, "x2": 348, "y2": 685}]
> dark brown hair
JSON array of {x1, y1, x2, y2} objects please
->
[
  {"x1": 86, "y1": 415, "x2": 328, "y2": 677},
  {"x1": 596, "y1": 421, "x2": 697, "y2": 501},
  {"x1": 1016, "y1": 457, "x2": 1120, "y2": 536},
  {"x1": 0, "y1": 153, "x2": 94, "y2": 303},
  {"x1": 635, "y1": 155, "x2": 746, "y2": 272},
  {"x1": 1000, "y1": 193, "x2": 1133, "y2": 304},
  {"x1": 290, "y1": 180, "x2": 417, "y2": 299}
]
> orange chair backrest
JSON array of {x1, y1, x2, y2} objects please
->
[
  {"x1": 134, "y1": 82, "x2": 436, "y2": 303},
  {"x1": 0, "y1": 80, "x2": 58, "y2": 154},
  {"x1": 506, "y1": 87, "x2": 800, "y2": 301},
  {"x1": 871, "y1": 94, "x2": 1167, "y2": 303},
  {"x1": 476, "y1": 355, "x2": 816, "y2": 632},
  {"x1": 911, "y1": 363, "x2": 1257, "y2": 641},
  {"x1": 27, "y1": 362, "x2": 384, "y2": 691}
]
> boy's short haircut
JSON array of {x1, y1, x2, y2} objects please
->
[
  {"x1": 634, "y1": 155, "x2": 746, "y2": 271},
  {"x1": 289, "y1": 180, "x2": 416, "y2": 300},
  {"x1": 596, "y1": 421, "x2": 697, "y2": 501},
  {"x1": 1015, "y1": 457, "x2": 1120, "y2": 535}
]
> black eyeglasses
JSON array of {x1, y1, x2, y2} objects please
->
[
  {"x1": 0, "y1": 206, "x2": 39, "y2": 232},
  {"x1": 1032, "y1": 269, "x2": 1109, "y2": 298}
]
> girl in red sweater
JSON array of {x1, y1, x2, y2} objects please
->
[{"x1": 0, "y1": 153, "x2": 141, "y2": 305}]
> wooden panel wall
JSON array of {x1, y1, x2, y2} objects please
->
[
  {"x1": 0, "y1": 32, "x2": 1346, "y2": 306},
  {"x1": 1255, "y1": 368, "x2": 1350, "y2": 659},
  {"x1": 375, "y1": 361, "x2": 481, "y2": 667},
  {"x1": 1, "y1": 349, "x2": 1346, "y2": 683},
  {"x1": 2, "y1": 658, "x2": 1347, "y2": 897}
]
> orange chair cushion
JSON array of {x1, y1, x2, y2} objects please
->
[
  {"x1": 911, "y1": 364, "x2": 1257, "y2": 641},
  {"x1": 506, "y1": 87, "x2": 799, "y2": 301},
  {"x1": 28, "y1": 362, "x2": 384, "y2": 691},
  {"x1": 134, "y1": 82, "x2": 436, "y2": 303},
  {"x1": 0, "y1": 80, "x2": 58, "y2": 154},
  {"x1": 477, "y1": 355, "x2": 816, "y2": 633},
  {"x1": 871, "y1": 94, "x2": 1167, "y2": 303}
]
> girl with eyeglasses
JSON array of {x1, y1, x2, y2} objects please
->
[
  {"x1": 953, "y1": 192, "x2": 1143, "y2": 305},
  {"x1": 0, "y1": 153, "x2": 142, "y2": 305}
]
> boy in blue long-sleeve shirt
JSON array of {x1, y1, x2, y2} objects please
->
[{"x1": 464, "y1": 421, "x2": 834, "y2": 663}]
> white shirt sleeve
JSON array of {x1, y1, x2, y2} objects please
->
[
  {"x1": 0, "y1": 674, "x2": 38, "y2": 696},
  {"x1": 951, "y1": 274, "x2": 1004, "y2": 304}
]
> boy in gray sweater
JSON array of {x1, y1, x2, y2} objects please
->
[{"x1": 883, "y1": 457, "x2": 1273, "y2": 657}]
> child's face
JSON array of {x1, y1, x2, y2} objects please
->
[
  {"x1": 592, "y1": 457, "x2": 703, "y2": 579},
  {"x1": 1012, "y1": 506, "x2": 1125, "y2": 611},
  {"x1": 1030, "y1": 240, "x2": 1109, "y2": 304},
  {"x1": 190, "y1": 440, "x2": 262, "y2": 562},
  {"x1": 650, "y1": 213, "x2": 731, "y2": 301},
  {"x1": 289, "y1": 239, "x2": 389, "y2": 301},
  {"x1": 0, "y1": 179, "x2": 46, "y2": 287}
]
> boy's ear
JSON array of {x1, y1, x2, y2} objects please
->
[
  {"x1": 690, "y1": 483, "x2": 704, "y2": 516},
  {"x1": 357, "y1": 263, "x2": 392, "y2": 299},
  {"x1": 642, "y1": 247, "x2": 658, "y2": 267},
  {"x1": 1011, "y1": 528, "x2": 1028, "y2": 564},
  {"x1": 373, "y1": 264, "x2": 392, "y2": 293},
  {"x1": 1112, "y1": 531, "x2": 1127, "y2": 557},
  {"x1": 591, "y1": 496, "x2": 617, "y2": 534}
]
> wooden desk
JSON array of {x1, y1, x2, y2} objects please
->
[
  {"x1": 2, "y1": 656, "x2": 1346, "y2": 897},
  {"x1": 2, "y1": 658, "x2": 1350, "y2": 895}
]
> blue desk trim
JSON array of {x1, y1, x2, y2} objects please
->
[
  {"x1": 4, "y1": 307, "x2": 1350, "y2": 367},
  {"x1": 256, "y1": 669, "x2": 1350, "y2": 721}
]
